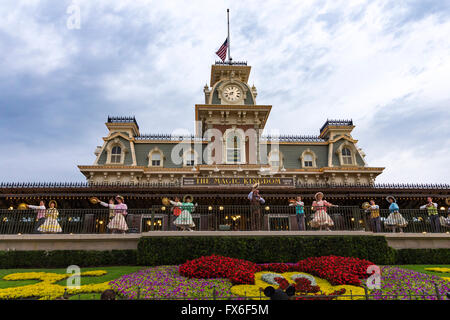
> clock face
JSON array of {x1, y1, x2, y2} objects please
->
[{"x1": 222, "y1": 85, "x2": 242, "y2": 102}]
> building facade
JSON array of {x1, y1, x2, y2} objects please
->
[{"x1": 78, "y1": 62, "x2": 384, "y2": 187}]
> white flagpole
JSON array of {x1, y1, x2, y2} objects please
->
[{"x1": 227, "y1": 9, "x2": 231, "y2": 64}]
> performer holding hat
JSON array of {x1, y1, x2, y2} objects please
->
[
  {"x1": 27, "y1": 200, "x2": 46, "y2": 234},
  {"x1": 289, "y1": 196, "x2": 305, "y2": 231},
  {"x1": 384, "y1": 195, "x2": 407, "y2": 233},
  {"x1": 248, "y1": 183, "x2": 265, "y2": 230},
  {"x1": 169, "y1": 196, "x2": 183, "y2": 231},
  {"x1": 365, "y1": 199, "x2": 381, "y2": 233},
  {"x1": 98, "y1": 195, "x2": 129, "y2": 234},
  {"x1": 173, "y1": 195, "x2": 196, "y2": 231},
  {"x1": 311, "y1": 192, "x2": 336, "y2": 231},
  {"x1": 37, "y1": 200, "x2": 62, "y2": 234},
  {"x1": 420, "y1": 197, "x2": 440, "y2": 233}
]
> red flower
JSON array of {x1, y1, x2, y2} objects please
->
[
  {"x1": 179, "y1": 255, "x2": 374, "y2": 287},
  {"x1": 179, "y1": 255, "x2": 257, "y2": 284},
  {"x1": 296, "y1": 256, "x2": 374, "y2": 286}
]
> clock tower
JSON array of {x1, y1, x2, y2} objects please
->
[{"x1": 196, "y1": 61, "x2": 271, "y2": 136}]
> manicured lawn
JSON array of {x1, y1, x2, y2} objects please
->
[
  {"x1": 0, "y1": 266, "x2": 145, "y2": 289},
  {"x1": 395, "y1": 265, "x2": 450, "y2": 278},
  {"x1": 68, "y1": 293, "x2": 102, "y2": 300}
]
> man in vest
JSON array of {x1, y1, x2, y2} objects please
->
[
  {"x1": 248, "y1": 183, "x2": 265, "y2": 230},
  {"x1": 420, "y1": 197, "x2": 440, "y2": 233},
  {"x1": 366, "y1": 199, "x2": 381, "y2": 233}
]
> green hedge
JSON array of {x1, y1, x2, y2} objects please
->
[
  {"x1": 137, "y1": 235, "x2": 396, "y2": 265},
  {"x1": 394, "y1": 249, "x2": 450, "y2": 264},
  {"x1": 1, "y1": 238, "x2": 449, "y2": 268},
  {"x1": 0, "y1": 250, "x2": 137, "y2": 268}
]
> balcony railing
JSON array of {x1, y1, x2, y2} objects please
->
[
  {"x1": 0, "y1": 181, "x2": 449, "y2": 189},
  {"x1": 1, "y1": 206, "x2": 449, "y2": 234}
]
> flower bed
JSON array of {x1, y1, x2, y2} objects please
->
[
  {"x1": 424, "y1": 267, "x2": 450, "y2": 273},
  {"x1": 179, "y1": 255, "x2": 257, "y2": 284},
  {"x1": 179, "y1": 255, "x2": 374, "y2": 287},
  {"x1": 110, "y1": 266, "x2": 237, "y2": 299},
  {"x1": 367, "y1": 266, "x2": 450, "y2": 300},
  {"x1": 297, "y1": 256, "x2": 374, "y2": 286},
  {"x1": 0, "y1": 271, "x2": 110, "y2": 300},
  {"x1": 230, "y1": 271, "x2": 366, "y2": 300}
]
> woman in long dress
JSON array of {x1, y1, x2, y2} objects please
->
[
  {"x1": 169, "y1": 197, "x2": 183, "y2": 230},
  {"x1": 384, "y1": 195, "x2": 407, "y2": 233},
  {"x1": 311, "y1": 192, "x2": 337, "y2": 231},
  {"x1": 99, "y1": 195, "x2": 128, "y2": 234},
  {"x1": 38, "y1": 200, "x2": 62, "y2": 233},
  {"x1": 172, "y1": 196, "x2": 196, "y2": 231}
]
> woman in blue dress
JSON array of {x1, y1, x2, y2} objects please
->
[{"x1": 384, "y1": 195, "x2": 407, "y2": 233}]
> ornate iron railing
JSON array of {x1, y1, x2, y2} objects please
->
[
  {"x1": 135, "y1": 133, "x2": 206, "y2": 141},
  {"x1": 107, "y1": 116, "x2": 139, "y2": 129},
  {"x1": 214, "y1": 60, "x2": 247, "y2": 65},
  {"x1": 1, "y1": 206, "x2": 448, "y2": 234},
  {"x1": 0, "y1": 181, "x2": 448, "y2": 189},
  {"x1": 260, "y1": 135, "x2": 325, "y2": 142},
  {"x1": 320, "y1": 119, "x2": 353, "y2": 133}
]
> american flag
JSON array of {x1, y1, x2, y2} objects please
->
[{"x1": 215, "y1": 38, "x2": 228, "y2": 61}]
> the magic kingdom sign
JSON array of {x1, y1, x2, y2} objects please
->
[{"x1": 182, "y1": 177, "x2": 295, "y2": 187}]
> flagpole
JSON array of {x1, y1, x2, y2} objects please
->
[{"x1": 227, "y1": 9, "x2": 231, "y2": 64}]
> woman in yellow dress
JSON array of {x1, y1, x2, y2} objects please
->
[{"x1": 38, "y1": 200, "x2": 62, "y2": 233}]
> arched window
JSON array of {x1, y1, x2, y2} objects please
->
[
  {"x1": 148, "y1": 148, "x2": 164, "y2": 167},
  {"x1": 304, "y1": 153, "x2": 313, "y2": 167},
  {"x1": 111, "y1": 146, "x2": 121, "y2": 163},
  {"x1": 226, "y1": 134, "x2": 242, "y2": 163},
  {"x1": 342, "y1": 147, "x2": 352, "y2": 165},
  {"x1": 300, "y1": 149, "x2": 317, "y2": 168},
  {"x1": 151, "y1": 152, "x2": 161, "y2": 166}
]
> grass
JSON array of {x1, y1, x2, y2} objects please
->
[
  {"x1": 394, "y1": 265, "x2": 450, "y2": 278},
  {"x1": 68, "y1": 293, "x2": 102, "y2": 300},
  {"x1": 0, "y1": 266, "x2": 145, "y2": 289}
]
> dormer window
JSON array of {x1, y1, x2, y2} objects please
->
[
  {"x1": 185, "y1": 153, "x2": 195, "y2": 166},
  {"x1": 151, "y1": 153, "x2": 161, "y2": 166},
  {"x1": 342, "y1": 147, "x2": 352, "y2": 165},
  {"x1": 148, "y1": 148, "x2": 164, "y2": 167},
  {"x1": 300, "y1": 149, "x2": 317, "y2": 168},
  {"x1": 111, "y1": 146, "x2": 121, "y2": 163},
  {"x1": 304, "y1": 154, "x2": 313, "y2": 167},
  {"x1": 336, "y1": 143, "x2": 357, "y2": 166},
  {"x1": 183, "y1": 150, "x2": 198, "y2": 166}
]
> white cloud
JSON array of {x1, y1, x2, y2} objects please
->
[{"x1": 0, "y1": 0, "x2": 449, "y2": 182}]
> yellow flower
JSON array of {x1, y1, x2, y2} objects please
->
[
  {"x1": 230, "y1": 271, "x2": 365, "y2": 300},
  {"x1": 0, "y1": 270, "x2": 110, "y2": 300},
  {"x1": 424, "y1": 267, "x2": 450, "y2": 273}
]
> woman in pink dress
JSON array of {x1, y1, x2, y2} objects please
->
[
  {"x1": 311, "y1": 192, "x2": 337, "y2": 231},
  {"x1": 99, "y1": 195, "x2": 128, "y2": 234}
]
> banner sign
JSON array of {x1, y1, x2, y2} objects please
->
[{"x1": 182, "y1": 177, "x2": 295, "y2": 187}]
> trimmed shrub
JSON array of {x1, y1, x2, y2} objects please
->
[
  {"x1": 394, "y1": 248, "x2": 450, "y2": 264},
  {"x1": 137, "y1": 235, "x2": 395, "y2": 265},
  {"x1": 0, "y1": 250, "x2": 137, "y2": 268}
]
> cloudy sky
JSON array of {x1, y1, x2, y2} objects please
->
[{"x1": 0, "y1": 0, "x2": 449, "y2": 183}]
